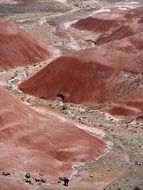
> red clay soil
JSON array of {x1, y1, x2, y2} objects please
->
[
  {"x1": 19, "y1": 55, "x2": 117, "y2": 104},
  {"x1": 18, "y1": 40, "x2": 143, "y2": 103},
  {"x1": 125, "y1": 100, "x2": 143, "y2": 111},
  {"x1": 0, "y1": 178, "x2": 28, "y2": 190},
  {"x1": 72, "y1": 9, "x2": 126, "y2": 33},
  {"x1": 19, "y1": 41, "x2": 143, "y2": 117},
  {"x1": 19, "y1": 7, "x2": 143, "y2": 118},
  {"x1": 0, "y1": 87, "x2": 106, "y2": 181},
  {"x1": 0, "y1": 19, "x2": 51, "y2": 70},
  {"x1": 72, "y1": 7, "x2": 143, "y2": 45},
  {"x1": 108, "y1": 105, "x2": 141, "y2": 118}
]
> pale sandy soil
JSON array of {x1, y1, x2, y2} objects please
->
[{"x1": 0, "y1": 0, "x2": 17, "y2": 4}]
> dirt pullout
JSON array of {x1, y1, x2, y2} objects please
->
[
  {"x1": 0, "y1": 87, "x2": 107, "y2": 183},
  {"x1": 0, "y1": 19, "x2": 51, "y2": 70}
]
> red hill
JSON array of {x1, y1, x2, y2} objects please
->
[
  {"x1": 71, "y1": 7, "x2": 143, "y2": 45},
  {"x1": 19, "y1": 43, "x2": 143, "y2": 118},
  {"x1": 19, "y1": 7, "x2": 143, "y2": 118},
  {"x1": 0, "y1": 87, "x2": 106, "y2": 181},
  {"x1": 19, "y1": 54, "x2": 117, "y2": 104},
  {"x1": 0, "y1": 19, "x2": 51, "y2": 70}
]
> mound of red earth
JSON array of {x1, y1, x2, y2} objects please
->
[
  {"x1": 0, "y1": 19, "x2": 51, "y2": 70},
  {"x1": 71, "y1": 7, "x2": 143, "y2": 45},
  {"x1": 19, "y1": 7, "x2": 143, "y2": 119},
  {"x1": 19, "y1": 45, "x2": 143, "y2": 118},
  {"x1": 107, "y1": 104, "x2": 142, "y2": 119},
  {"x1": 19, "y1": 54, "x2": 117, "y2": 103},
  {"x1": 0, "y1": 87, "x2": 106, "y2": 183}
]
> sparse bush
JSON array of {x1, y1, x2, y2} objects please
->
[{"x1": 60, "y1": 104, "x2": 68, "y2": 111}]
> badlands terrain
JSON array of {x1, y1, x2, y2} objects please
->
[{"x1": 0, "y1": 0, "x2": 143, "y2": 190}]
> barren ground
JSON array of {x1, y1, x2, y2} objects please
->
[{"x1": 0, "y1": 0, "x2": 143, "y2": 190}]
